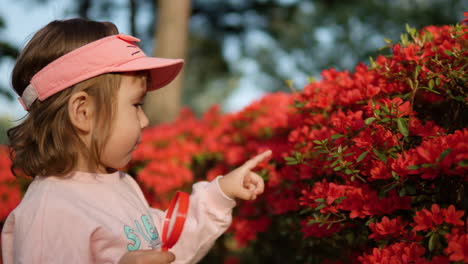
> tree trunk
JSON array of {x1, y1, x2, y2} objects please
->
[{"x1": 144, "y1": 0, "x2": 191, "y2": 125}]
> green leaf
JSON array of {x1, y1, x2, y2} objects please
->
[
  {"x1": 284, "y1": 156, "x2": 299, "y2": 165},
  {"x1": 397, "y1": 118, "x2": 409, "y2": 137},
  {"x1": 421, "y1": 163, "x2": 433, "y2": 168},
  {"x1": 373, "y1": 148, "x2": 388, "y2": 163},
  {"x1": 444, "y1": 50, "x2": 453, "y2": 56},
  {"x1": 285, "y1": 79, "x2": 294, "y2": 89},
  {"x1": 408, "y1": 165, "x2": 420, "y2": 170},
  {"x1": 459, "y1": 160, "x2": 468, "y2": 167},
  {"x1": 315, "y1": 204, "x2": 326, "y2": 211},
  {"x1": 421, "y1": 86, "x2": 441, "y2": 94},
  {"x1": 365, "y1": 218, "x2": 376, "y2": 226},
  {"x1": 331, "y1": 134, "x2": 344, "y2": 140},
  {"x1": 369, "y1": 57, "x2": 377, "y2": 68},
  {"x1": 383, "y1": 183, "x2": 397, "y2": 194},
  {"x1": 300, "y1": 207, "x2": 313, "y2": 215},
  {"x1": 400, "y1": 34, "x2": 409, "y2": 46},
  {"x1": 314, "y1": 198, "x2": 326, "y2": 203},
  {"x1": 437, "y1": 148, "x2": 452, "y2": 163},
  {"x1": 408, "y1": 78, "x2": 414, "y2": 89},
  {"x1": 414, "y1": 65, "x2": 421, "y2": 79},
  {"x1": 381, "y1": 104, "x2": 390, "y2": 114},
  {"x1": 313, "y1": 140, "x2": 322, "y2": 145},
  {"x1": 335, "y1": 196, "x2": 346, "y2": 204},
  {"x1": 399, "y1": 188, "x2": 406, "y2": 196},
  {"x1": 428, "y1": 232, "x2": 439, "y2": 251},
  {"x1": 330, "y1": 160, "x2": 340, "y2": 168},
  {"x1": 364, "y1": 117, "x2": 376, "y2": 125},
  {"x1": 356, "y1": 151, "x2": 369, "y2": 163},
  {"x1": 428, "y1": 79, "x2": 434, "y2": 89},
  {"x1": 406, "y1": 24, "x2": 416, "y2": 35}
]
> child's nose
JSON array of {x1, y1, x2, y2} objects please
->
[{"x1": 140, "y1": 109, "x2": 149, "y2": 129}]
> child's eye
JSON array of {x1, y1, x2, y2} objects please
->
[{"x1": 133, "y1": 103, "x2": 144, "y2": 108}]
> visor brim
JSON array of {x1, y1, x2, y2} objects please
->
[{"x1": 112, "y1": 57, "x2": 184, "y2": 91}]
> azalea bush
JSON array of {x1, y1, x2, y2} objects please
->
[
  {"x1": 1, "y1": 21, "x2": 467, "y2": 263},
  {"x1": 128, "y1": 22, "x2": 468, "y2": 263}
]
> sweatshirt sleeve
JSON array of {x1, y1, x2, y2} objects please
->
[{"x1": 150, "y1": 176, "x2": 236, "y2": 264}]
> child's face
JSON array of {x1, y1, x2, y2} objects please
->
[{"x1": 99, "y1": 72, "x2": 149, "y2": 170}]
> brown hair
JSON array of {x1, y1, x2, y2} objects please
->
[{"x1": 8, "y1": 18, "x2": 121, "y2": 177}]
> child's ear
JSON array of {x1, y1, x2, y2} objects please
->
[{"x1": 68, "y1": 91, "x2": 94, "y2": 133}]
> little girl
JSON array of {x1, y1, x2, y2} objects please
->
[{"x1": 1, "y1": 18, "x2": 271, "y2": 264}]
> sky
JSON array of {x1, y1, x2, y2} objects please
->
[
  {"x1": 0, "y1": 0, "x2": 268, "y2": 121},
  {"x1": 0, "y1": 0, "x2": 71, "y2": 119}
]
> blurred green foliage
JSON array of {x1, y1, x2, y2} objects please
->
[
  {"x1": 1, "y1": 0, "x2": 466, "y2": 113},
  {"x1": 0, "y1": 117, "x2": 13, "y2": 144}
]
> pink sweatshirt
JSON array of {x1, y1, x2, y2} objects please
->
[{"x1": 1, "y1": 171, "x2": 236, "y2": 264}]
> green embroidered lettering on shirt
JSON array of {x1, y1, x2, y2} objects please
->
[
  {"x1": 124, "y1": 225, "x2": 140, "y2": 251},
  {"x1": 142, "y1": 215, "x2": 158, "y2": 240},
  {"x1": 124, "y1": 214, "x2": 160, "y2": 251}
]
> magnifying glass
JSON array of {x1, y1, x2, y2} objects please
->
[{"x1": 161, "y1": 191, "x2": 190, "y2": 251}]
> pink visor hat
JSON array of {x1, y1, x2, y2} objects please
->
[{"x1": 19, "y1": 34, "x2": 184, "y2": 110}]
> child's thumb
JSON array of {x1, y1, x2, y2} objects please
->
[
  {"x1": 150, "y1": 250, "x2": 176, "y2": 263},
  {"x1": 118, "y1": 249, "x2": 175, "y2": 264},
  {"x1": 238, "y1": 183, "x2": 256, "y2": 200}
]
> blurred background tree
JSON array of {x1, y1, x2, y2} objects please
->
[
  {"x1": 0, "y1": 0, "x2": 466, "y2": 124},
  {"x1": 0, "y1": 16, "x2": 18, "y2": 102},
  {"x1": 0, "y1": 16, "x2": 19, "y2": 144}
]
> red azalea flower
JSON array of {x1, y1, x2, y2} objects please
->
[
  {"x1": 358, "y1": 242, "x2": 427, "y2": 264},
  {"x1": 0, "y1": 183, "x2": 22, "y2": 221},
  {"x1": 445, "y1": 231, "x2": 468, "y2": 262},
  {"x1": 443, "y1": 205, "x2": 464, "y2": 226},
  {"x1": 413, "y1": 204, "x2": 447, "y2": 232},
  {"x1": 427, "y1": 255, "x2": 450, "y2": 264},
  {"x1": 413, "y1": 208, "x2": 435, "y2": 232},
  {"x1": 266, "y1": 188, "x2": 299, "y2": 215},
  {"x1": 429, "y1": 204, "x2": 445, "y2": 225},
  {"x1": 0, "y1": 146, "x2": 15, "y2": 182},
  {"x1": 231, "y1": 216, "x2": 271, "y2": 247},
  {"x1": 369, "y1": 160, "x2": 392, "y2": 180},
  {"x1": 369, "y1": 216, "x2": 407, "y2": 240}
]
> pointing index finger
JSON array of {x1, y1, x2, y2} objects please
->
[{"x1": 244, "y1": 150, "x2": 272, "y2": 169}]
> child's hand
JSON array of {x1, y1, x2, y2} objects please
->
[
  {"x1": 219, "y1": 150, "x2": 272, "y2": 200},
  {"x1": 118, "y1": 249, "x2": 175, "y2": 264}
]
